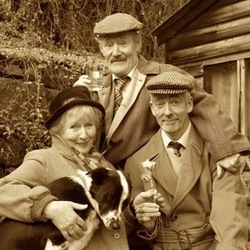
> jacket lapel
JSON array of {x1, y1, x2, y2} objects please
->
[
  {"x1": 99, "y1": 55, "x2": 161, "y2": 146},
  {"x1": 97, "y1": 74, "x2": 114, "y2": 132},
  {"x1": 144, "y1": 131, "x2": 177, "y2": 197},
  {"x1": 171, "y1": 126, "x2": 204, "y2": 211},
  {"x1": 106, "y1": 69, "x2": 146, "y2": 143},
  {"x1": 143, "y1": 131, "x2": 177, "y2": 216},
  {"x1": 51, "y1": 135, "x2": 89, "y2": 170},
  {"x1": 147, "y1": 126, "x2": 205, "y2": 213},
  {"x1": 152, "y1": 151, "x2": 178, "y2": 198}
]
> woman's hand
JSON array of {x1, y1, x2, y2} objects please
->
[
  {"x1": 43, "y1": 200, "x2": 88, "y2": 242},
  {"x1": 133, "y1": 189, "x2": 164, "y2": 232},
  {"x1": 73, "y1": 75, "x2": 91, "y2": 88}
]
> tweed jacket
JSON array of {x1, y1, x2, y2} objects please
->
[
  {"x1": 0, "y1": 135, "x2": 129, "y2": 250},
  {"x1": 94, "y1": 55, "x2": 250, "y2": 168},
  {"x1": 124, "y1": 125, "x2": 248, "y2": 250}
]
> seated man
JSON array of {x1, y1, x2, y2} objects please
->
[{"x1": 124, "y1": 71, "x2": 248, "y2": 250}]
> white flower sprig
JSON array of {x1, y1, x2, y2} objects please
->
[
  {"x1": 141, "y1": 159, "x2": 156, "y2": 200},
  {"x1": 141, "y1": 159, "x2": 156, "y2": 171}
]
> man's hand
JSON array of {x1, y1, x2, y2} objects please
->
[
  {"x1": 133, "y1": 189, "x2": 164, "y2": 232},
  {"x1": 43, "y1": 201, "x2": 88, "y2": 242},
  {"x1": 216, "y1": 153, "x2": 247, "y2": 179},
  {"x1": 73, "y1": 75, "x2": 91, "y2": 88}
]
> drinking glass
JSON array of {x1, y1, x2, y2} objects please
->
[{"x1": 85, "y1": 65, "x2": 104, "y2": 92}]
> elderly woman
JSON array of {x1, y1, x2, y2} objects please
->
[{"x1": 0, "y1": 86, "x2": 129, "y2": 250}]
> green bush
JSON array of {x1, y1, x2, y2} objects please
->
[
  {"x1": 0, "y1": 0, "x2": 188, "y2": 170},
  {"x1": 0, "y1": 82, "x2": 51, "y2": 152}
]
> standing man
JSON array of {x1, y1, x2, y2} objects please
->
[
  {"x1": 124, "y1": 71, "x2": 248, "y2": 250},
  {"x1": 74, "y1": 13, "x2": 250, "y2": 173}
]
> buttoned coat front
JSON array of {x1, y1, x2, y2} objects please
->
[
  {"x1": 94, "y1": 55, "x2": 250, "y2": 168},
  {"x1": 124, "y1": 125, "x2": 248, "y2": 250}
]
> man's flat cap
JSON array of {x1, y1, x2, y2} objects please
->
[
  {"x1": 94, "y1": 13, "x2": 143, "y2": 35},
  {"x1": 146, "y1": 71, "x2": 195, "y2": 94}
]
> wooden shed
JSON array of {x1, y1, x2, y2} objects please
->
[
  {"x1": 152, "y1": 0, "x2": 250, "y2": 240},
  {"x1": 152, "y1": 0, "x2": 250, "y2": 141}
]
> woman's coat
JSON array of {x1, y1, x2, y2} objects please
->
[{"x1": 0, "y1": 136, "x2": 129, "y2": 250}]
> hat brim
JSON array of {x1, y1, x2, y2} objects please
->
[
  {"x1": 147, "y1": 88, "x2": 191, "y2": 94},
  {"x1": 45, "y1": 99, "x2": 105, "y2": 129},
  {"x1": 95, "y1": 28, "x2": 142, "y2": 36}
]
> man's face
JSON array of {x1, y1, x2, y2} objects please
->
[
  {"x1": 98, "y1": 32, "x2": 140, "y2": 77},
  {"x1": 149, "y1": 92, "x2": 193, "y2": 140}
]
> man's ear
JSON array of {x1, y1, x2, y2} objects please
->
[
  {"x1": 99, "y1": 44, "x2": 105, "y2": 56},
  {"x1": 149, "y1": 101, "x2": 156, "y2": 116},
  {"x1": 134, "y1": 33, "x2": 142, "y2": 53},
  {"x1": 187, "y1": 95, "x2": 193, "y2": 113}
]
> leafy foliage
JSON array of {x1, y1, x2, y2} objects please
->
[
  {"x1": 0, "y1": 0, "x2": 187, "y2": 169},
  {"x1": 0, "y1": 83, "x2": 50, "y2": 151},
  {"x1": 0, "y1": 81, "x2": 51, "y2": 169},
  {"x1": 0, "y1": 0, "x2": 187, "y2": 58}
]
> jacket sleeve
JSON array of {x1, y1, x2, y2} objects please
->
[
  {"x1": 124, "y1": 157, "x2": 159, "y2": 248},
  {"x1": 209, "y1": 160, "x2": 248, "y2": 249},
  {"x1": 0, "y1": 151, "x2": 57, "y2": 222},
  {"x1": 190, "y1": 85, "x2": 250, "y2": 161}
]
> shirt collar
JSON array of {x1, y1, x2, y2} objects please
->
[{"x1": 161, "y1": 121, "x2": 191, "y2": 148}]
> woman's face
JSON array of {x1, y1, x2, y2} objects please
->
[{"x1": 60, "y1": 108, "x2": 97, "y2": 154}]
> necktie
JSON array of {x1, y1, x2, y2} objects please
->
[
  {"x1": 168, "y1": 141, "x2": 182, "y2": 157},
  {"x1": 114, "y1": 76, "x2": 130, "y2": 115}
]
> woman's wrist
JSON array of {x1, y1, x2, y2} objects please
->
[{"x1": 42, "y1": 200, "x2": 56, "y2": 220}]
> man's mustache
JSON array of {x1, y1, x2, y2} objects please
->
[{"x1": 110, "y1": 57, "x2": 126, "y2": 63}]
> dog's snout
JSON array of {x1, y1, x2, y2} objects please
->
[{"x1": 110, "y1": 218, "x2": 121, "y2": 230}]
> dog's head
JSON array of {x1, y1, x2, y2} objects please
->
[{"x1": 77, "y1": 168, "x2": 130, "y2": 230}]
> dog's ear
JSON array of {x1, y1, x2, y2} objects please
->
[
  {"x1": 122, "y1": 171, "x2": 132, "y2": 195},
  {"x1": 119, "y1": 171, "x2": 132, "y2": 191},
  {"x1": 88, "y1": 167, "x2": 109, "y2": 185},
  {"x1": 113, "y1": 166, "x2": 131, "y2": 187}
]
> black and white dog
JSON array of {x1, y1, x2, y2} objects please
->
[{"x1": 0, "y1": 167, "x2": 130, "y2": 250}]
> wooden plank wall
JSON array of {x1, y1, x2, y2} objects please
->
[{"x1": 165, "y1": 0, "x2": 250, "y2": 76}]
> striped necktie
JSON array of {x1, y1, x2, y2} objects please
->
[
  {"x1": 114, "y1": 76, "x2": 130, "y2": 115},
  {"x1": 168, "y1": 141, "x2": 182, "y2": 157}
]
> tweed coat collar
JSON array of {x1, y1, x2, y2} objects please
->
[
  {"x1": 51, "y1": 135, "x2": 105, "y2": 171},
  {"x1": 136, "y1": 55, "x2": 162, "y2": 75},
  {"x1": 106, "y1": 69, "x2": 146, "y2": 141},
  {"x1": 97, "y1": 55, "x2": 162, "y2": 132},
  {"x1": 144, "y1": 124, "x2": 204, "y2": 211}
]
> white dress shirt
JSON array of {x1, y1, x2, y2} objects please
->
[{"x1": 161, "y1": 122, "x2": 191, "y2": 177}]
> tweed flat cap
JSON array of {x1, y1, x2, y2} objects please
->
[
  {"x1": 146, "y1": 71, "x2": 195, "y2": 94},
  {"x1": 94, "y1": 13, "x2": 143, "y2": 35}
]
